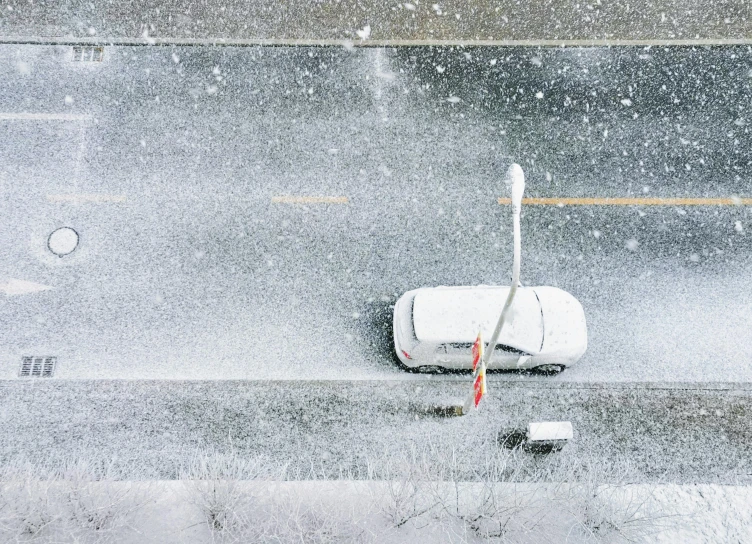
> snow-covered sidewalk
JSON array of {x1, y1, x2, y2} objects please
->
[
  {"x1": 2, "y1": 477, "x2": 750, "y2": 543},
  {"x1": 2, "y1": 379, "x2": 750, "y2": 484}
]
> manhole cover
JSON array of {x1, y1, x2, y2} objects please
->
[{"x1": 48, "y1": 227, "x2": 79, "y2": 256}]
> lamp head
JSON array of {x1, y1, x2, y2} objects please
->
[{"x1": 505, "y1": 163, "x2": 525, "y2": 213}]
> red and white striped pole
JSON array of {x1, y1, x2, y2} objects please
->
[{"x1": 462, "y1": 331, "x2": 486, "y2": 414}]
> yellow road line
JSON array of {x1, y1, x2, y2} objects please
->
[
  {"x1": 272, "y1": 196, "x2": 349, "y2": 204},
  {"x1": 47, "y1": 194, "x2": 126, "y2": 203},
  {"x1": 0, "y1": 113, "x2": 93, "y2": 121},
  {"x1": 498, "y1": 197, "x2": 752, "y2": 206}
]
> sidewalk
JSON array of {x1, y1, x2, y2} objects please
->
[{"x1": 2, "y1": 379, "x2": 750, "y2": 483}]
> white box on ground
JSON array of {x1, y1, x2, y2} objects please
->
[{"x1": 527, "y1": 421, "x2": 573, "y2": 442}]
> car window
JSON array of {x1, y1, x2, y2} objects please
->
[
  {"x1": 495, "y1": 344, "x2": 527, "y2": 355},
  {"x1": 446, "y1": 342, "x2": 527, "y2": 355}
]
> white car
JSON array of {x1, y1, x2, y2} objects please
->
[{"x1": 393, "y1": 285, "x2": 587, "y2": 374}]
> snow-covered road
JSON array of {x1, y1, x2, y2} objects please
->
[{"x1": 1, "y1": 45, "x2": 751, "y2": 382}]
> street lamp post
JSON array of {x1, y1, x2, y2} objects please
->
[
  {"x1": 484, "y1": 163, "x2": 525, "y2": 368},
  {"x1": 462, "y1": 163, "x2": 525, "y2": 415}
]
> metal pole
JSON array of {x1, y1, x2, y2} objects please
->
[
  {"x1": 462, "y1": 164, "x2": 525, "y2": 415},
  {"x1": 483, "y1": 164, "x2": 524, "y2": 369}
]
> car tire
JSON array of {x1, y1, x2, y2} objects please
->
[
  {"x1": 534, "y1": 364, "x2": 565, "y2": 376},
  {"x1": 415, "y1": 365, "x2": 445, "y2": 374}
]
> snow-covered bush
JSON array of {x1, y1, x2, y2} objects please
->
[
  {"x1": 249, "y1": 492, "x2": 369, "y2": 544},
  {"x1": 378, "y1": 446, "x2": 439, "y2": 528},
  {"x1": 460, "y1": 449, "x2": 548, "y2": 541},
  {"x1": 181, "y1": 452, "x2": 368, "y2": 543},
  {"x1": 0, "y1": 449, "x2": 690, "y2": 543},
  {"x1": 0, "y1": 457, "x2": 152, "y2": 543},
  {"x1": 180, "y1": 451, "x2": 269, "y2": 538},
  {"x1": 0, "y1": 461, "x2": 58, "y2": 541},
  {"x1": 552, "y1": 453, "x2": 679, "y2": 543}
]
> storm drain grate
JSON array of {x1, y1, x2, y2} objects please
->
[
  {"x1": 72, "y1": 46, "x2": 104, "y2": 62},
  {"x1": 19, "y1": 356, "x2": 57, "y2": 378}
]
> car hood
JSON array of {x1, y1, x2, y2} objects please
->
[{"x1": 534, "y1": 286, "x2": 588, "y2": 356}]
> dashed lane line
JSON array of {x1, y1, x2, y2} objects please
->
[
  {"x1": 272, "y1": 196, "x2": 349, "y2": 204},
  {"x1": 47, "y1": 194, "x2": 127, "y2": 203}
]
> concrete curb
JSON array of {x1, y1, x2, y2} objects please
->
[
  {"x1": 3, "y1": 379, "x2": 752, "y2": 391},
  {"x1": 2, "y1": 36, "x2": 752, "y2": 47}
]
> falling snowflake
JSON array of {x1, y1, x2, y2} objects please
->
[
  {"x1": 620, "y1": 98, "x2": 633, "y2": 106},
  {"x1": 446, "y1": 96, "x2": 462, "y2": 103},
  {"x1": 356, "y1": 25, "x2": 371, "y2": 40},
  {"x1": 141, "y1": 28, "x2": 156, "y2": 45},
  {"x1": 625, "y1": 239, "x2": 639, "y2": 251}
]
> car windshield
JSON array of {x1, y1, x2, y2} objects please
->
[{"x1": 412, "y1": 287, "x2": 543, "y2": 354}]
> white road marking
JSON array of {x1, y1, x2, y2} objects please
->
[
  {"x1": 0, "y1": 113, "x2": 93, "y2": 121},
  {"x1": 0, "y1": 278, "x2": 52, "y2": 296}
]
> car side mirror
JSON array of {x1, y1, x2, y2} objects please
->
[{"x1": 516, "y1": 355, "x2": 531, "y2": 368}]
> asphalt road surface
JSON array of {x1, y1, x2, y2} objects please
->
[{"x1": 1, "y1": 44, "x2": 751, "y2": 382}]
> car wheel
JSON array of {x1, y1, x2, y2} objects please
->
[
  {"x1": 393, "y1": 356, "x2": 415, "y2": 373},
  {"x1": 534, "y1": 364, "x2": 565, "y2": 376},
  {"x1": 416, "y1": 365, "x2": 445, "y2": 374}
]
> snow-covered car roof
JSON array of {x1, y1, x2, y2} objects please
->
[{"x1": 412, "y1": 286, "x2": 543, "y2": 354}]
